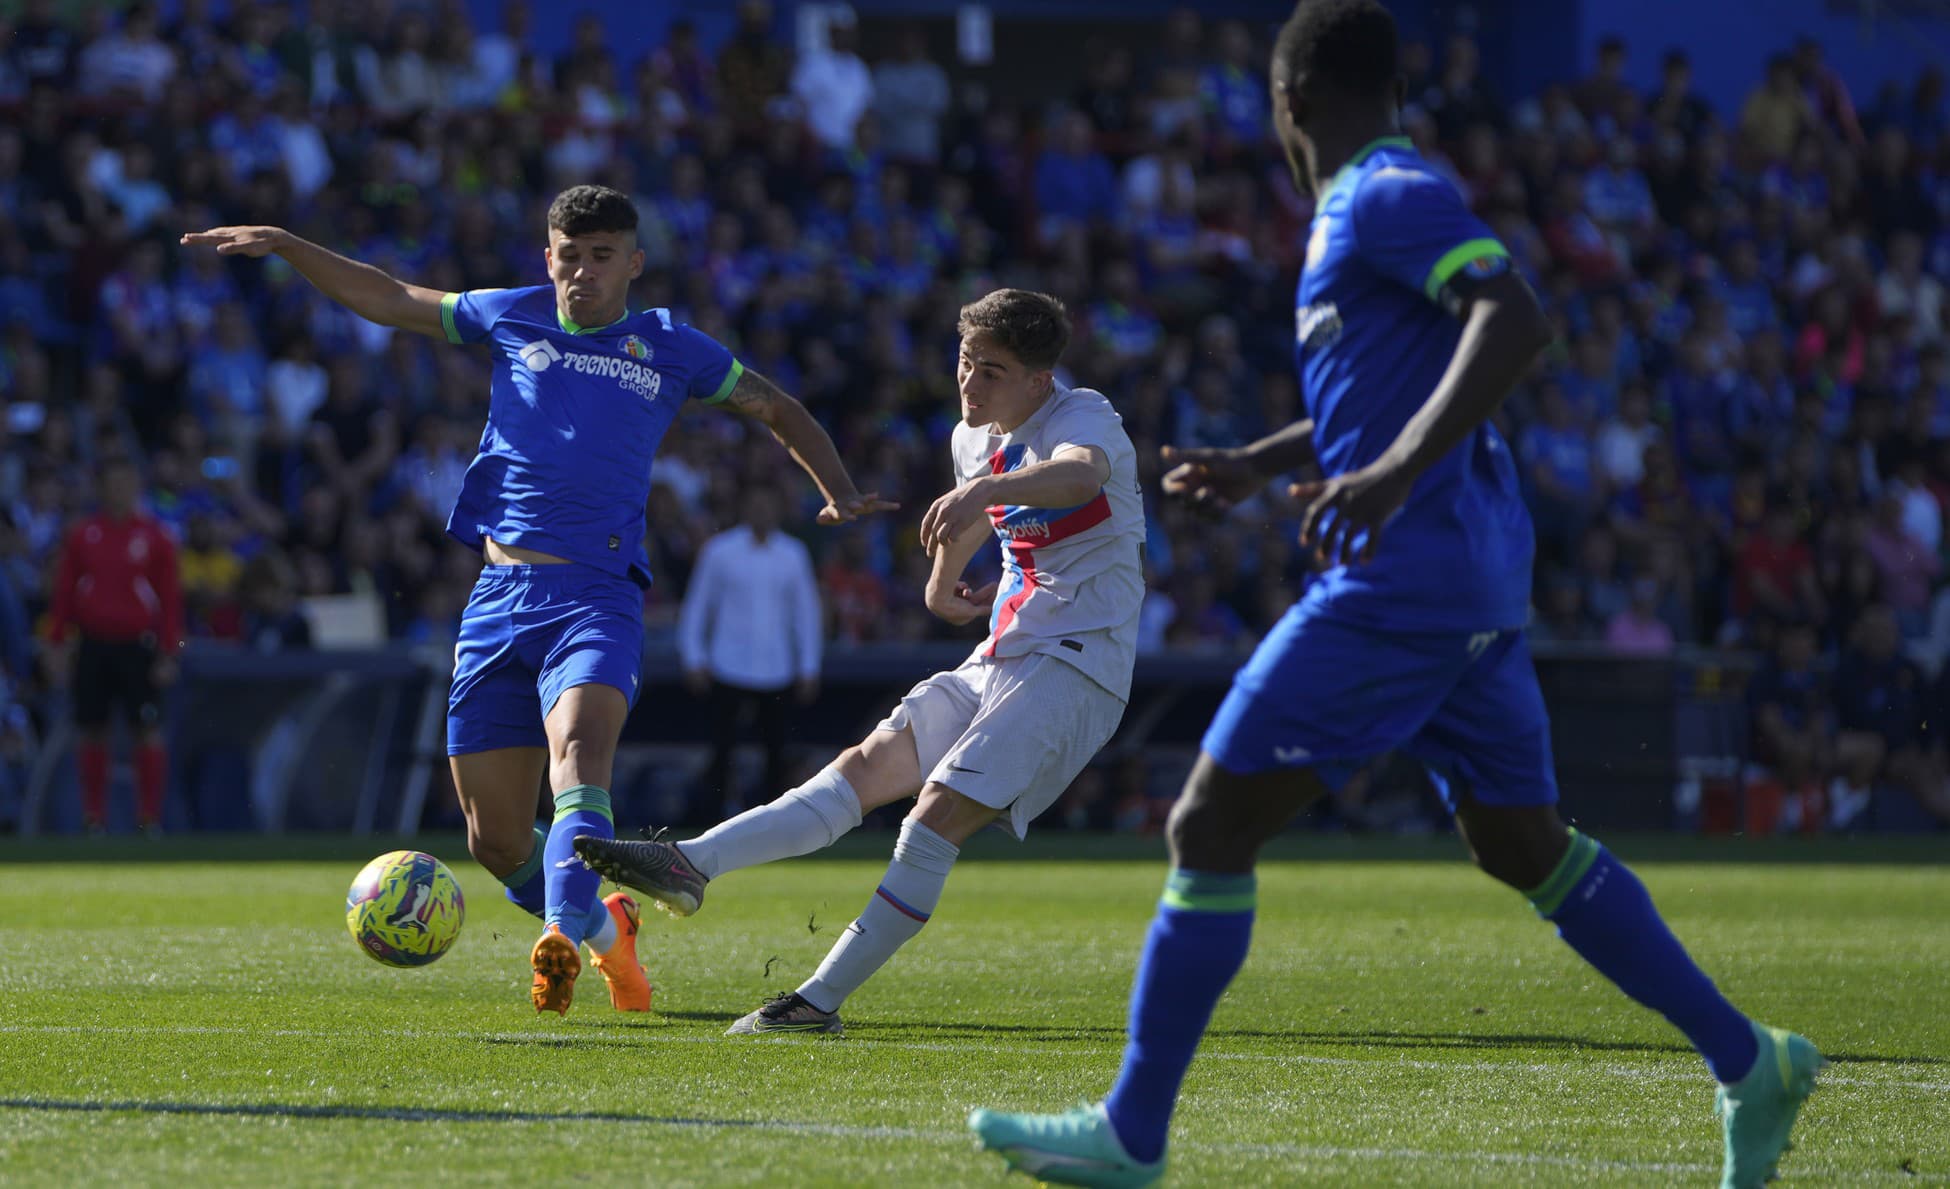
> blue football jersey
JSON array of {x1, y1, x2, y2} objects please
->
[
  {"x1": 439, "y1": 286, "x2": 741, "y2": 585},
  {"x1": 1294, "y1": 137, "x2": 1534, "y2": 631}
]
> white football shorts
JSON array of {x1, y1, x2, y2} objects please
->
[{"x1": 874, "y1": 650, "x2": 1127, "y2": 839}]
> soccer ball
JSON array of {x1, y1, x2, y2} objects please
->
[{"x1": 345, "y1": 850, "x2": 466, "y2": 967}]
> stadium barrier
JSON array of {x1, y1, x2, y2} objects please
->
[{"x1": 17, "y1": 641, "x2": 1768, "y2": 836}]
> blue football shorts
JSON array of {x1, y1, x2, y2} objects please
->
[
  {"x1": 1202, "y1": 600, "x2": 1558, "y2": 810},
  {"x1": 446, "y1": 563, "x2": 644, "y2": 756}
]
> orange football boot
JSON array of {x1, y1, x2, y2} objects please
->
[
  {"x1": 529, "y1": 923, "x2": 581, "y2": 1016},
  {"x1": 589, "y1": 892, "x2": 654, "y2": 1012}
]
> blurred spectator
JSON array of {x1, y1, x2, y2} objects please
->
[
  {"x1": 1648, "y1": 50, "x2": 1712, "y2": 142},
  {"x1": 1595, "y1": 383, "x2": 1659, "y2": 488},
  {"x1": 1865, "y1": 492, "x2": 1940, "y2": 635},
  {"x1": 792, "y1": 7, "x2": 872, "y2": 153},
  {"x1": 1199, "y1": 21, "x2": 1266, "y2": 148},
  {"x1": 1035, "y1": 110, "x2": 1117, "y2": 247},
  {"x1": 1792, "y1": 37, "x2": 1862, "y2": 147},
  {"x1": 77, "y1": 2, "x2": 175, "y2": 102},
  {"x1": 1424, "y1": 34, "x2": 1502, "y2": 142},
  {"x1": 874, "y1": 25, "x2": 948, "y2": 165},
  {"x1": 10, "y1": 0, "x2": 76, "y2": 89},
  {"x1": 1734, "y1": 504, "x2": 1825, "y2": 631},
  {"x1": 1832, "y1": 605, "x2": 1935, "y2": 828},
  {"x1": 237, "y1": 550, "x2": 312, "y2": 653},
  {"x1": 1742, "y1": 55, "x2": 1813, "y2": 162},
  {"x1": 1607, "y1": 577, "x2": 1677, "y2": 656},
  {"x1": 719, "y1": 0, "x2": 790, "y2": 139},
  {"x1": 1745, "y1": 621, "x2": 1831, "y2": 833},
  {"x1": 678, "y1": 486, "x2": 821, "y2": 821}
]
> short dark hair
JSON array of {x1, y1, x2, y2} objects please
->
[
  {"x1": 957, "y1": 289, "x2": 1071, "y2": 370},
  {"x1": 546, "y1": 184, "x2": 638, "y2": 237},
  {"x1": 1273, "y1": 0, "x2": 1399, "y2": 101}
]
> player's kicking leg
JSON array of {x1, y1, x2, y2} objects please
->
[
  {"x1": 972, "y1": 754, "x2": 1319, "y2": 1187},
  {"x1": 1455, "y1": 799, "x2": 1823, "y2": 1188},
  {"x1": 574, "y1": 722, "x2": 925, "y2": 915}
]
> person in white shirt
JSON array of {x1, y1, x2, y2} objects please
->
[
  {"x1": 791, "y1": 9, "x2": 874, "y2": 152},
  {"x1": 580, "y1": 289, "x2": 1142, "y2": 1036},
  {"x1": 77, "y1": 2, "x2": 176, "y2": 102},
  {"x1": 678, "y1": 484, "x2": 822, "y2": 821},
  {"x1": 873, "y1": 25, "x2": 949, "y2": 164}
]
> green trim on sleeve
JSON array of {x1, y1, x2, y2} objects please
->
[
  {"x1": 1422, "y1": 238, "x2": 1511, "y2": 300},
  {"x1": 440, "y1": 291, "x2": 463, "y2": 344},
  {"x1": 702, "y1": 358, "x2": 745, "y2": 405}
]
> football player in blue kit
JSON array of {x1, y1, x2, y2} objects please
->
[
  {"x1": 184, "y1": 186, "x2": 893, "y2": 1016},
  {"x1": 969, "y1": 4, "x2": 1819, "y2": 1187}
]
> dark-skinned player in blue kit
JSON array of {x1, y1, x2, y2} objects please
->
[
  {"x1": 183, "y1": 186, "x2": 894, "y2": 1017},
  {"x1": 969, "y1": 4, "x2": 1820, "y2": 1187}
]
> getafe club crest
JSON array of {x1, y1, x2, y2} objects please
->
[{"x1": 620, "y1": 334, "x2": 653, "y2": 363}]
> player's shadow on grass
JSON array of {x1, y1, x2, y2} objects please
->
[{"x1": 862, "y1": 1021, "x2": 1945, "y2": 1067}]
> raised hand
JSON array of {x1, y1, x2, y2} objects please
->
[
  {"x1": 1292, "y1": 460, "x2": 1414, "y2": 566},
  {"x1": 178, "y1": 226, "x2": 289, "y2": 257},
  {"x1": 817, "y1": 491, "x2": 900, "y2": 525},
  {"x1": 1159, "y1": 445, "x2": 1266, "y2": 516},
  {"x1": 919, "y1": 483, "x2": 992, "y2": 552},
  {"x1": 933, "y1": 580, "x2": 999, "y2": 626}
]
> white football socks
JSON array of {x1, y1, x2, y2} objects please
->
[
  {"x1": 679, "y1": 766, "x2": 865, "y2": 881},
  {"x1": 583, "y1": 902, "x2": 619, "y2": 954},
  {"x1": 798, "y1": 818, "x2": 960, "y2": 1013}
]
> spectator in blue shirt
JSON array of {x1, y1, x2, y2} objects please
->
[
  {"x1": 1521, "y1": 383, "x2": 1598, "y2": 561},
  {"x1": 1199, "y1": 21, "x2": 1266, "y2": 147},
  {"x1": 1715, "y1": 237, "x2": 1781, "y2": 340},
  {"x1": 1034, "y1": 109, "x2": 1117, "y2": 247}
]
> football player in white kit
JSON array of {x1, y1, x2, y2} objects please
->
[{"x1": 577, "y1": 288, "x2": 1143, "y2": 1034}]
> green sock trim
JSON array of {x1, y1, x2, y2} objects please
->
[
  {"x1": 1159, "y1": 869, "x2": 1257, "y2": 914},
  {"x1": 498, "y1": 826, "x2": 548, "y2": 890},
  {"x1": 552, "y1": 784, "x2": 613, "y2": 825},
  {"x1": 1525, "y1": 829, "x2": 1600, "y2": 917}
]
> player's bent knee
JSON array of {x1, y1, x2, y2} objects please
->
[
  {"x1": 910, "y1": 784, "x2": 1000, "y2": 846},
  {"x1": 465, "y1": 826, "x2": 532, "y2": 877},
  {"x1": 836, "y1": 728, "x2": 924, "y2": 812}
]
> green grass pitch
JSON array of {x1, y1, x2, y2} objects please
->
[{"x1": 1, "y1": 833, "x2": 1945, "y2": 1186}]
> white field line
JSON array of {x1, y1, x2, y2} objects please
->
[{"x1": 1, "y1": 1023, "x2": 1942, "y2": 1094}]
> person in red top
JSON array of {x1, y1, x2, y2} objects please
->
[
  {"x1": 46, "y1": 456, "x2": 183, "y2": 834},
  {"x1": 1732, "y1": 503, "x2": 1825, "y2": 628}
]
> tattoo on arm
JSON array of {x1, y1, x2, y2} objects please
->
[{"x1": 721, "y1": 367, "x2": 785, "y2": 422}]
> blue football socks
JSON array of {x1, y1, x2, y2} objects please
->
[
  {"x1": 1528, "y1": 830, "x2": 1758, "y2": 1083},
  {"x1": 1102, "y1": 870, "x2": 1257, "y2": 1164},
  {"x1": 544, "y1": 784, "x2": 612, "y2": 947}
]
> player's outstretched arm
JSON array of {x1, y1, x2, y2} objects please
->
[
  {"x1": 1297, "y1": 272, "x2": 1554, "y2": 564},
  {"x1": 178, "y1": 226, "x2": 447, "y2": 339},
  {"x1": 922, "y1": 513, "x2": 997, "y2": 627},
  {"x1": 917, "y1": 445, "x2": 1108, "y2": 553},
  {"x1": 716, "y1": 366, "x2": 898, "y2": 524},
  {"x1": 1159, "y1": 420, "x2": 1315, "y2": 516}
]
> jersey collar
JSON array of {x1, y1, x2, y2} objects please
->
[
  {"x1": 1319, "y1": 135, "x2": 1413, "y2": 208},
  {"x1": 556, "y1": 307, "x2": 627, "y2": 335}
]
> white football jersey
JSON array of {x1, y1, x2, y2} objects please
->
[{"x1": 949, "y1": 382, "x2": 1144, "y2": 701}]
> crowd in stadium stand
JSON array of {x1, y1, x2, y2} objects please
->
[{"x1": 3, "y1": 1, "x2": 1949, "y2": 830}]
